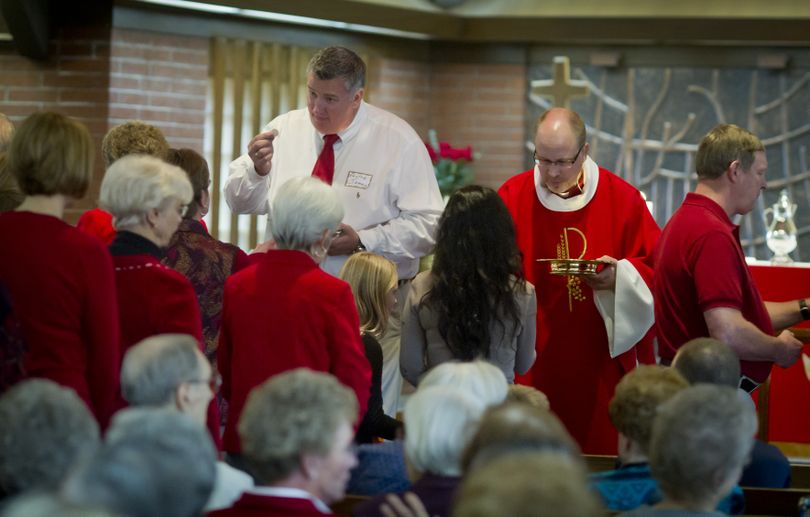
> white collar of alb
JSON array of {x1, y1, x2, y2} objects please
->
[{"x1": 533, "y1": 155, "x2": 600, "y2": 212}]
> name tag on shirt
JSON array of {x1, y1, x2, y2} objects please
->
[{"x1": 345, "y1": 171, "x2": 372, "y2": 189}]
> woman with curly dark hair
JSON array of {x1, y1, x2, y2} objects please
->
[{"x1": 400, "y1": 185, "x2": 537, "y2": 385}]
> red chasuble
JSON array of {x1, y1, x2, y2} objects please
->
[{"x1": 499, "y1": 166, "x2": 660, "y2": 454}]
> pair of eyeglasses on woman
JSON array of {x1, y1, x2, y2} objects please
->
[{"x1": 534, "y1": 143, "x2": 585, "y2": 169}]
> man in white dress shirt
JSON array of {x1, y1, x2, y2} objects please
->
[
  {"x1": 224, "y1": 46, "x2": 442, "y2": 279},
  {"x1": 224, "y1": 46, "x2": 443, "y2": 414}
]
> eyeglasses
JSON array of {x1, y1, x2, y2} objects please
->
[
  {"x1": 534, "y1": 143, "x2": 585, "y2": 169},
  {"x1": 189, "y1": 372, "x2": 222, "y2": 393}
]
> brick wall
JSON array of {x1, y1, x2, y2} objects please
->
[
  {"x1": 429, "y1": 63, "x2": 528, "y2": 190},
  {"x1": 109, "y1": 28, "x2": 208, "y2": 152},
  {"x1": 370, "y1": 58, "x2": 528, "y2": 191},
  {"x1": 0, "y1": 26, "x2": 208, "y2": 220},
  {"x1": 0, "y1": 26, "x2": 112, "y2": 218},
  {"x1": 370, "y1": 57, "x2": 431, "y2": 137}
]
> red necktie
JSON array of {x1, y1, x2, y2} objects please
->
[{"x1": 311, "y1": 134, "x2": 340, "y2": 185}]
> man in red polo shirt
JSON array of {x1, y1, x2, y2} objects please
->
[{"x1": 654, "y1": 124, "x2": 806, "y2": 389}]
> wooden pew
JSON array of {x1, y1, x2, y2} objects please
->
[
  {"x1": 791, "y1": 462, "x2": 810, "y2": 489},
  {"x1": 331, "y1": 494, "x2": 371, "y2": 516},
  {"x1": 743, "y1": 487, "x2": 810, "y2": 516},
  {"x1": 583, "y1": 454, "x2": 618, "y2": 473}
]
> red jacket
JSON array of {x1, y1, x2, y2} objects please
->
[
  {"x1": 219, "y1": 250, "x2": 371, "y2": 453},
  {"x1": 0, "y1": 211, "x2": 120, "y2": 427},
  {"x1": 111, "y1": 231, "x2": 221, "y2": 448}
]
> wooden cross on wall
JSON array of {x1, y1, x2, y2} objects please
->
[{"x1": 531, "y1": 56, "x2": 589, "y2": 108}]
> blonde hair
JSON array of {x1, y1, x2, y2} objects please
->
[
  {"x1": 100, "y1": 155, "x2": 192, "y2": 230},
  {"x1": 6, "y1": 112, "x2": 93, "y2": 198},
  {"x1": 102, "y1": 121, "x2": 169, "y2": 168},
  {"x1": 338, "y1": 252, "x2": 397, "y2": 338}
]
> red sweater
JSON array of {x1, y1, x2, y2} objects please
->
[
  {"x1": 110, "y1": 231, "x2": 221, "y2": 448},
  {"x1": 0, "y1": 211, "x2": 120, "y2": 427},
  {"x1": 219, "y1": 250, "x2": 371, "y2": 453}
]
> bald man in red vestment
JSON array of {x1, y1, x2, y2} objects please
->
[{"x1": 499, "y1": 108, "x2": 660, "y2": 454}]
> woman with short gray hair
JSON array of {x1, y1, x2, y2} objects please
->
[
  {"x1": 209, "y1": 369, "x2": 358, "y2": 516},
  {"x1": 219, "y1": 176, "x2": 371, "y2": 457},
  {"x1": 353, "y1": 385, "x2": 481, "y2": 517},
  {"x1": 101, "y1": 155, "x2": 221, "y2": 446}
]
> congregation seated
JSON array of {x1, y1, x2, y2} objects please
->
[
  {"x1": 62, "y1": 407, "x2": 217, "y2": 517},
  {"x1": 339, "y1": 252, "x2": 403, "y2": 444},
  {"x1": 618, "y1": 385, "x2": 757, "y2": 516},
  {"x1": 209, "y1": 368, "x2": 359, "y2": 516},
  {"x1": 353, "y1": 385, "x2": 481, "y2": 517},
  {"x1": 672, "y1": 337, "x2": 791, "y2": 488},
  {"x1": 217, "y1": 176, "x2": 371, "y2": 457},
  {"x1": 163, "y1": 148, "x2": 251, "y2": 366},
  {"x1": 0, "y1": 379, "x2": 100, "y2": 500},
  {"x1": 347, "y1": 361, "x2": 507, "y2": 497},
  {"x1": 0, "y1": 112, "x2": 119, "y2": 426},
  {"x1": 120, "y1": 334, "x2": 254, "y2": 511},
  {"x1": 77, "y1": 120, "x2": 170, "y2": 245},
  {"x1": 400, "y1": 185, "x2": 536, "y2": 385}
]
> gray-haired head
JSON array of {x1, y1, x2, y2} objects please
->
[
  {"x1": 100, "y1": 154, "x2": 192, "y2": 231},
  {"x1": 403, "y1": 385, "x2": 482, "y2": 477},
  {"x1": 62, "y1": 408, "x2": 217, "y2": 517},
  {"x1": 0, "y1": 379, "x2": 100, "y2": 495},
  {"x1": 649, "y1": 385, "x2": 757, "y2": 508},
  {"x1": 672, "y1": 337, "x2": 741, "y2": 389},
  {"x1": 306, "y1": 46, "x2": 366, "y2": 93},
  {"x1": 238, "y1": 368, "x2": 357, "y2": 486},
  {"x1": 418, "y1": 360, "x2": 508, "y2": 410},
  {"x1": 269, "y1": 176, "x2": 343, "y2": 256},
  {"x1": 121, "y1": 333, "x2": 205, "y2": 407}
]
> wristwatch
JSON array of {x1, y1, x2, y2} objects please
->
[
  {"x1": 353, "y1": 238, "x2": 366, "y2": 254},
  {"x1": 800, "y1": 299, "x2": 810, "y2": 320}
]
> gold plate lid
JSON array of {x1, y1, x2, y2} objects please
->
[{"x1": 537, "y1": 258, "x2": 603, "y2": 276}]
